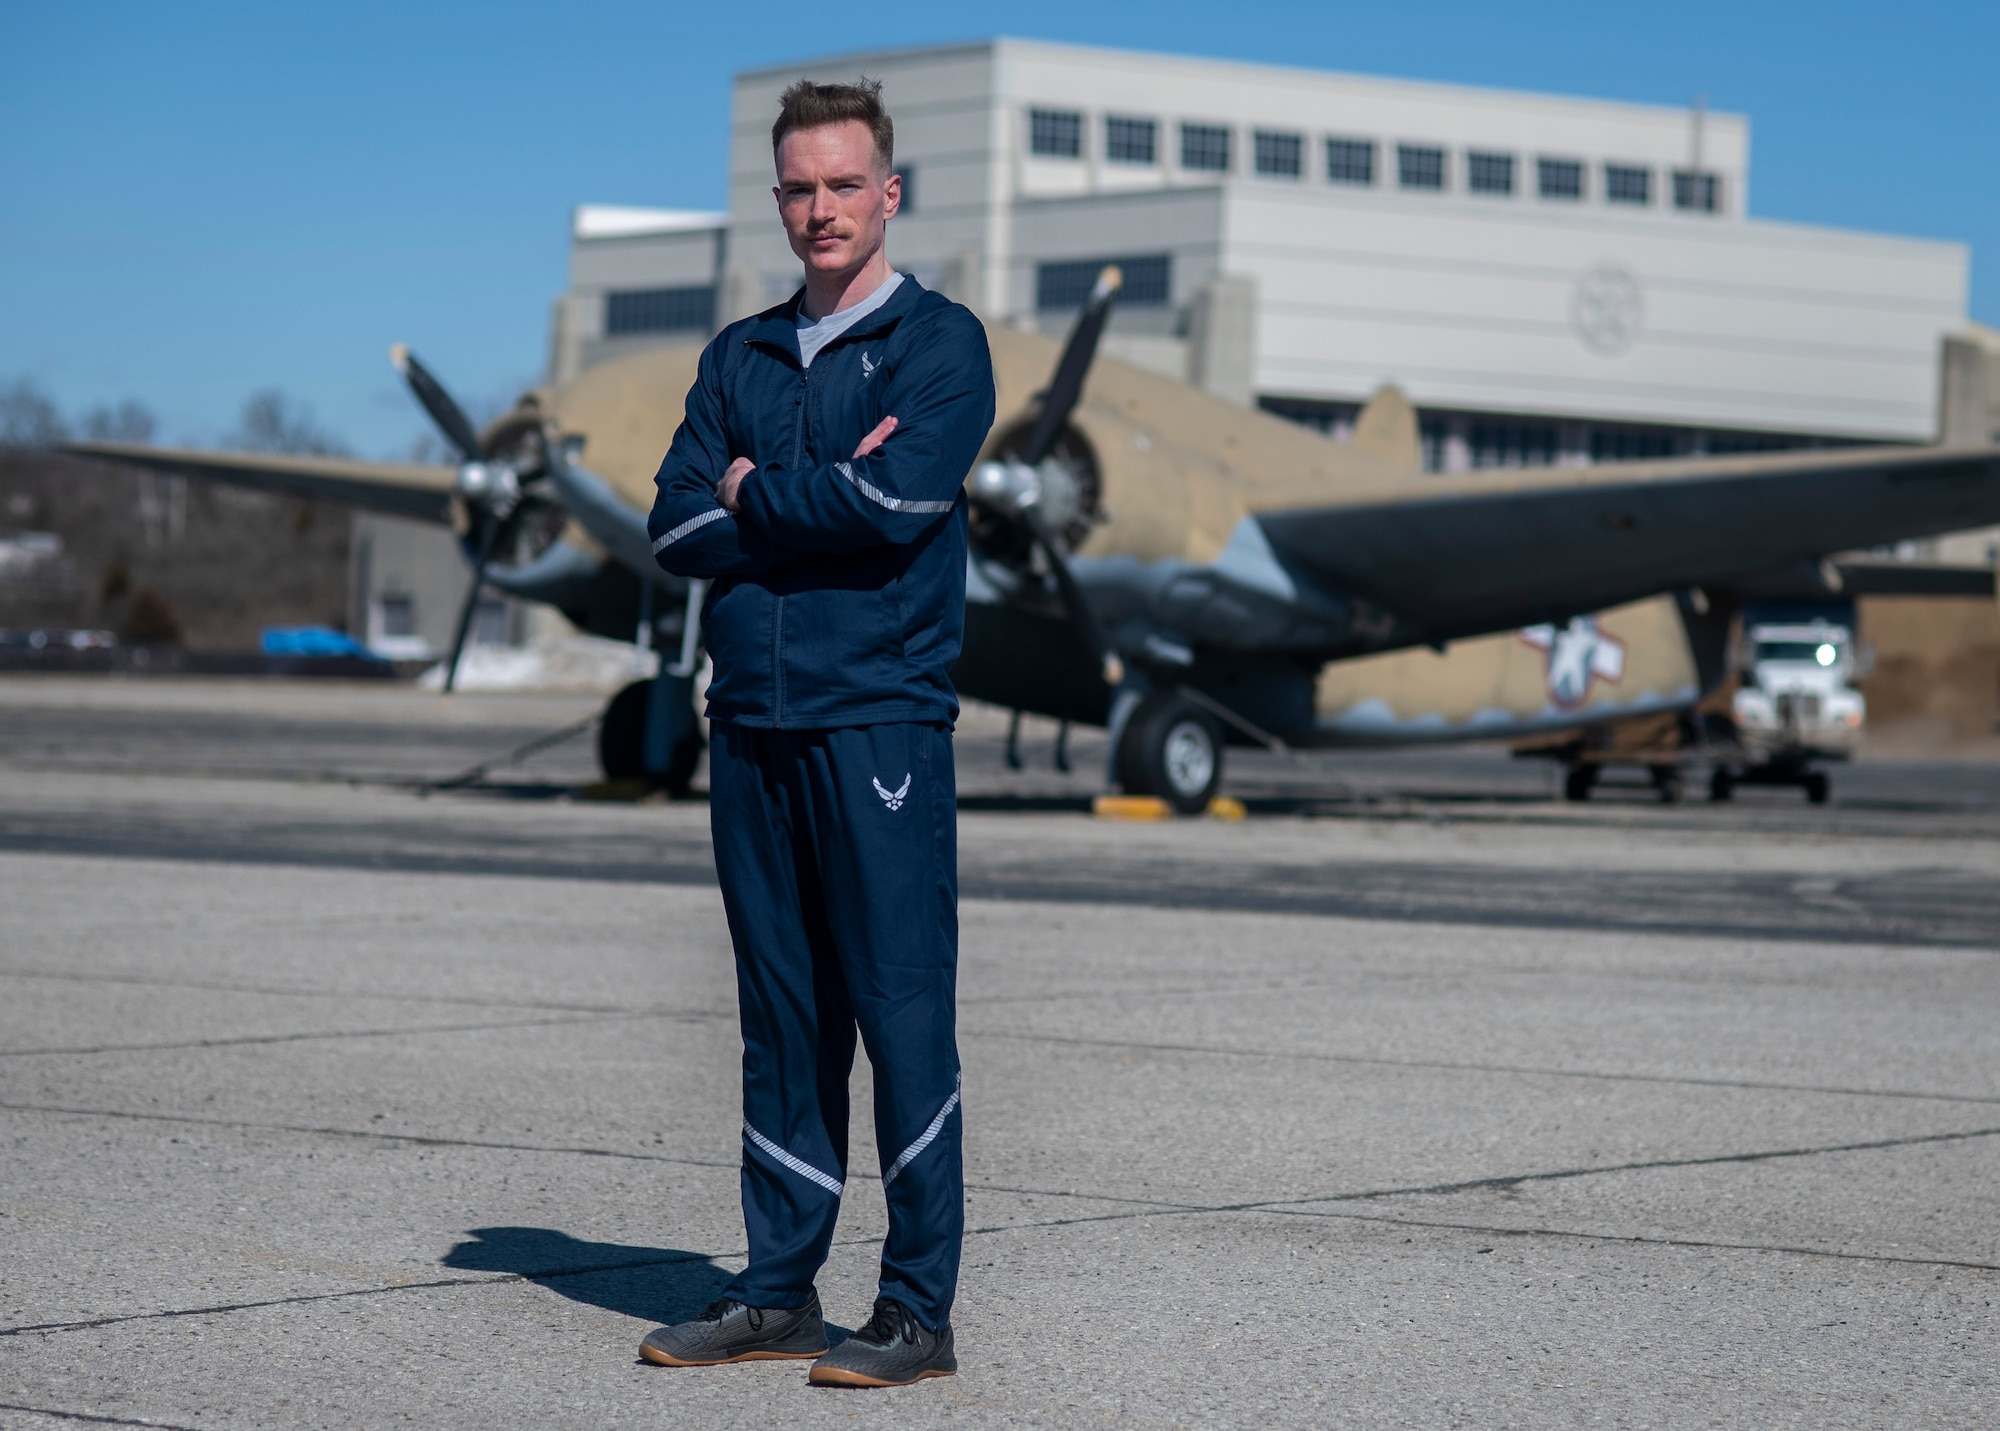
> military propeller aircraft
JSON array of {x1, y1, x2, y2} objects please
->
[{"x1": 71, "y1": 269, "x2": 2000, "y2": 810}]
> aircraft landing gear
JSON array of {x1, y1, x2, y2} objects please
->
[
  {"x1": 1006, "y1": 711, "x2": 1075, "y2": 773},
  {"x1": 598, "y1": 673, "x2": 704, "y2": 797},
  {"x1": 1115, "y1": 691, "x2": 1224, "y2": 815}
]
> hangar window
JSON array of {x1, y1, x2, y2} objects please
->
[
  {"x1": 375, "y1": 594, "x2": 415, "y2": 639},
  {"x1": 1106, "y1": 116, "x2": 1157, "y2": 164},
  {"x1": 1397, "y1": 144, "x2": 1446, "y2": 190},
  {"x1": 1180, "y1": 123, "x2": 1232, "y2": 172},
  {"x1": 1590, "y1": 427, "x2": 1677, "y2": 462},
  {"x1": 1325, "y1": 137, "x2": 1375, "y2": 185},
  {"x1": 471, "y1": 598, "x2": 511, "y2": 647},
  {"x1": 1419, "y1": 415, "x2": 1451, "y2": 472},
  {"x1": 1467, "y1": 151, "x2": 1515, "y2": 194},
  {"x1": 1469, "y1": 421, "x2": 1558, "y2": 468},
  {"x1": 1673, "y1": 169, "x2": 1721, "y2": 212},
  {"x1": 1604, "y1": 164, "x2": 1652, "y2": 205},
  {"x1": 1254, "y1": 130, "x2": 1304, "y2": 178},
  {"x1": 1538, "y1": 157, "x2": 1584, "y2": 199},
  {"x1": 605, "y1": 285, "x2": 716, "y2": 335},
  {"x1": 1029, "y1": 108, "x2": 1084, "y2": 158},
  {"x1": 1037, "y1": 253, "x2": 1171, "y2": 309},
  {"x1": 1705, "y1": 430, "x2": 1805, "y2": 455}
]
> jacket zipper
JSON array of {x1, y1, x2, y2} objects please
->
[{"x1": 772, "y1": 362, "x2": 813, "y2": 727}]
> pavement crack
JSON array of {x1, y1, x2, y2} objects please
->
[
  {"x1": 0, "y1": 1101, "x2": 742, "y2": 1171},
  {"x1": 962, "y1": 1027, "x2": 2000, "y2": 1108},
  {"x1": 1252, "y1": 1123, "x2": 2000, "y2": 1208},
  {"x1": 0, "y1": 1401, "x2": 207, "y2": 1430},
  {"x1": 0, "y1": 1009, "x2": 700, "y2": 1059},
  {"x1": 0, "y1": 1274, "x2": 520, "y2": 1339},
  {"x1": 970, "y1": 1124, "x2": 2000, "y2": 1243},
  {"x1": 0, "y1": 1247, "x2": 767, "y2": 1341},
  {"x1": 1253, "y1": 1207, "x2": 2000, "y2": 1275},
  {"x1": 0, "y1": 965, "x2": 732, "y2": 1021},
  {"x1": 952, "y1": 1192, "x2": 2000, "y2": 1278}
]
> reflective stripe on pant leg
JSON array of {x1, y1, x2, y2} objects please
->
[
  {"x1": 881, "y1": 1074, "x2": 960, "y2": 1189},
  {"x1": 744, "y1": 1120, "x2": 844, "y2": 1197}
]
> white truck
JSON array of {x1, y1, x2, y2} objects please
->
[{"x1": 1716, "y1": 617, "x2": 1866, "y2": 803}]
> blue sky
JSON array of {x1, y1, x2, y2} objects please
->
[{"x1": 2, "y1": 1, "x2": 1994, "y2": 457}]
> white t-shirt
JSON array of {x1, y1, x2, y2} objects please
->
[{"x1": 795, "y1": 272, "x2": 904, "y2": 368}]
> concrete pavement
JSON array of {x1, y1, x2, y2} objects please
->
[{"x1": 2, "y1": 679, "x2": 1998, "y2": 1427}]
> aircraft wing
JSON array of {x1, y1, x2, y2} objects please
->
[
  {"x1": 1255, "y1": 443, "x2": 2000, "y2": 642},
  {"x1": 1826, "y1": 558, "x2": 1996, "y2": 598},
  {"x1": 64, "y1": 442, "x2": 458, "y2": 525}
]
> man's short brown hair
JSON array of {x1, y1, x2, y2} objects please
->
[{"x1": 771, "y1": 77, "x2": 894, "y2": 171}]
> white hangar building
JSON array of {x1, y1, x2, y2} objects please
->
[{"x1": 547, "y1": 38, "x2": 1985, "y2": 472}]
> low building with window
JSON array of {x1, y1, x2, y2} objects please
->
[
  {"x1": 547, "y1": 206, "x2": 728, "y2": 388},
  {"x1": 550, "y1": 38, "x2": 1978, "y2": 469}
]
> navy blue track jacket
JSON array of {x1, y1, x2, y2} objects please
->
[{"x1": 647, "y1": 278, "x2": 996, "y2": 729}]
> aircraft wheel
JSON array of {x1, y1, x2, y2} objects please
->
[
  {"x1": 1804, "y1": 770, "x2": 1830, "y2": 805},
  {"x1": 1651, "y1": 765, "x2": 1685, "y2": 804},
  {"x1": 1562, "y1": 765, "x2": 1596, "y2": 802},
  {"x1": 599, "y1": 679, "x2": 704, "y2": 797},
  {"x1": 1116, "y1": 694, "x2": 1223, "y2": 815},
  {"x1": 1709, "y1": 768, "x2": 1735, "y2": 802}
]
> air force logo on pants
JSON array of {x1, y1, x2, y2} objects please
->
[{"x1": 873, "y1": 773, "x2": 911, "y2": 810}]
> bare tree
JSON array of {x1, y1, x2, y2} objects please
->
[
  {"x1": 80, "y1": 400, "x2": 158, "y2": 444},
  {"x1": 231, "y1": 390, "x2": 350, "y2": 456},
  {"x1": 0, "y1": 380, "x2": 69, "y2": 450},
  {"x1": 2, "y1": 383, "x2": 161, "y2": 450}
]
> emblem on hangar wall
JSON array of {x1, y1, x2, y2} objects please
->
[
  {"x1": 1521, "y1": 616, "x2": 1627, "y2": 708},
  {"x1": 1571, "y1": 266, "x2": 1644, "y2": 356}
]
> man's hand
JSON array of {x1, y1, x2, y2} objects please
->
[
  {"x1": 716, "y1": 456, "x2": 755, "y2": 512},
  {"x1": 854, "y1": 416, "x2": 896, "y2": 458},
  {"x1": 718, "y1": 419, "x2": 894, "y2": 512}
]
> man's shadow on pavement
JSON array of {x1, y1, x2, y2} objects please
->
[{"x1": 442, "y1": 1227, "x2": 734, "y2": 1328}]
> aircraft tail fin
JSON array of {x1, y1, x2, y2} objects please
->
[{"x1": 1350, "y1": 385, "x2": 1421, "y2": 470}]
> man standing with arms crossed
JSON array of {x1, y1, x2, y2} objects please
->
[{"x1": 642, "y1": 78, "x2": 994, "y2": 1389}]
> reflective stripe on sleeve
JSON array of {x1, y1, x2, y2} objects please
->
[
  {"x1": 652, "y1": 506, "x2": 731, "y2": 553},
  {"x1": 835, "y1": 462, "x2": 955, "y2": 515}
]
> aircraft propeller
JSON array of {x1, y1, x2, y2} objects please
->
[
  {"x1": 391, "y1": 344, "x2": 523, "y2": 693},
  {"x1": 969, "y1": 265, "x2": 1125, "y2": 684},
  {"x1": 392, "y1": 345, "x2": 483, "y2": 462}
]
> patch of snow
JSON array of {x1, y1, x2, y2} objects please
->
[{"x1": 417, "y1": 634, "x2": 660, "y2": 693}]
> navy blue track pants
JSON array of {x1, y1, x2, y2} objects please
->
[{"x1": 707, "y1": 720, "x2": 963, "y2": 1330}]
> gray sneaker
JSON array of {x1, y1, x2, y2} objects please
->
[
  {"x1": 639, "y1": 1295, "x2": 828, "y2": 1366},
  {"x1": 808, "y1": 1298, "x2": 957, "y2": 1387}
]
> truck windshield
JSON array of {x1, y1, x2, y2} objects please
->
[{"x1": 1756, "y1": 641, "x2": 1840, "y2": 666}]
